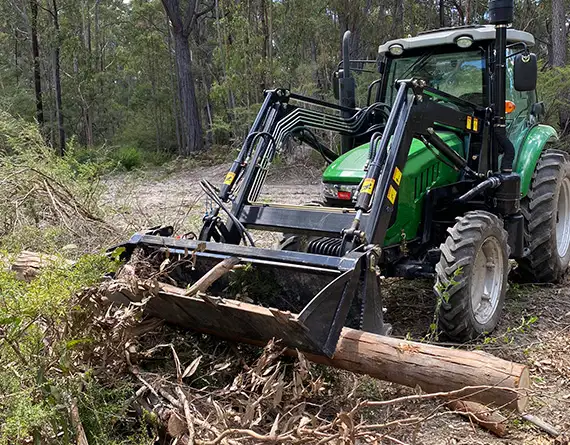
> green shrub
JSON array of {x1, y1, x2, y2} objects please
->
[
  {"x1": 0, "y1": 253, "x2": 121, "y2": 444},
  {"x1": 140, "y1": 149, "x2": 173, "y2": 166},
  {"x1": 0, "y1": 111, "x2": 108, "y2": 252},
  {"x1": 113, "y1": 146, "x2": 142, "y2": 171}
]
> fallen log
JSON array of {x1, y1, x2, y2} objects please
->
[
  {"x1": 10, "y1": 250, "x2": 74, "y2": 281},
  {"x1": 105, "y1": 279, "x2": 529, "y2": 412},
  {"x1": 446, "y1": 400, "x2": 507, "y2": 437}
]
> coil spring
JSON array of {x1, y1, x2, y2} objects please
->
[{"x1": 307, "y1": 237, "x2": 343, "y2": 257}]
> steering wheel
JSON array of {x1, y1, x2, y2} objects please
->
[
  {"x1": 433, "y1": 97, "x2": 461, "y2": 111},
  {"x1": 458, "y1": 92, "x2": 485, "y2": 106}
]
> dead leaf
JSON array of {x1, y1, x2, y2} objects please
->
[
  {"x1": 270, "y1": 413, "x2": 280, "y2": 437},
  {"x1": 182, "y1": 356, "x2": 202, "y2": 379},
  {"x1": 167, "y1": 411, "x2": 186, "y2": 437},
  {"x1": 159, "y1": 258, "x2": 170, "y2": 272}
]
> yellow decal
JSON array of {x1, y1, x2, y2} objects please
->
[
  {"x1": 473, "y1": 117, "x2": 479, "y2": 132},
  {"x1": 387, "y1": 185, "x2": 397, "y2": 204},
  {"x1": 393, "y1": 167, "x2": 402, "y2": 186},
  {"x1": 466, "y1": 116, "x2": 472, "y2": 130},
  {"x1": 224, "y1": 172, "x2": 236, "y2": 185},
  {"x1": 360, "y1": 178, "x2": 375, "y2": 194}
]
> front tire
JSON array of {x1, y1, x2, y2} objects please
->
[
  {"x1": 517, "y1": 149, "x2": 570, "y2": 282},
  {"x1": 435, "y1": 211, "x2": 510, "y2": 341}
]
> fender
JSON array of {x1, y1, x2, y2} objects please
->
[{"x1": 514, "y1": 124, "x2": 558, "y2": 197}]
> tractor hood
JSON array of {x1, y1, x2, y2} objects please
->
[{"x1": 323, "y1": 132, "x2": 461, "y2": 184}]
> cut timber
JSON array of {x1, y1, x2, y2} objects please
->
[
  {"x1": 447, "y1": 400, "x2": 507, "y2": 437},
  {"x1": 184, "y1": 256, "x2": 240, "y2": 296},
  {"x1": 105, "y1": 279, "x2": 529, "y2": 412},
  {"x1": 10, "y1": 250, "x2": 74, "y2": 281}
]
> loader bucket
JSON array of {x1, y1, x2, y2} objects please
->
[{"x1": 111, "y1": 229, "x2": 387, "y2": 358}]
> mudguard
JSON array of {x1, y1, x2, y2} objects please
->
[{"x1": 514, "y1": 124, "x2": 558, "y2": 197}]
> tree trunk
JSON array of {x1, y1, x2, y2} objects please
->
[
  {"x1": 162, "y1": 0, "x2": 204, "y2": 155},
  {"x1": 82, "y1": 0, "x2": 94, "y2": 146},
  {"x1": 260, "y1": 0, "x2": 270, "y2": 89},
  {"x1": 51, "y1": 0, "x2": 65, "y2": 156},
  {"x1": 106, "y1": 280, "x2": 530, "y2": 413},
  {"x1": 439, "y1": 0, "x2": 446, "y2": 28},
  {"x1": 551, "y1": 0, "x2": 566, "y2": 67},
  {"x1": 30, "y1": 0, "x2": 44, "y2": 126},
  {"x1": 393, "y1": 0, "x2": 404, "y2": 38},
  {"x1": 551, "y1": 0, "x2": 569, "y2": 134},
  {"x1": 166, "y1": 23, "x2": 183, "y2": 151},
  {"x1": 172, "y1": 30, "x2": 203, "y2": 154}
]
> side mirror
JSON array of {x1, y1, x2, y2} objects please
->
[
  {"x1": 332, "y1": 70, "x2": 340, "y2": 100},
  {"x1": 514, "y1": 53, "x2": 537, "y2": 91}
]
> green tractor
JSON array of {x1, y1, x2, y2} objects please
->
[
  {"x1": 316, "y1": 24, "x2": 568, "y2": 339},
  {"x1": 117, "y1": 0, "x2": 570, "y2": 357}
]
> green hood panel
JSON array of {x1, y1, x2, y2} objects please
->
[
  {"x1": 323, "y1": 132, "x2": 463, "y2": 184},
  {"x1": 322, "y1": 131, "x2": 464, "y2": 246}
]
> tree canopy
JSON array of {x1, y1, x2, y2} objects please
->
[{"x1": 0, "y1": 0, "x2": 567, "y2": 156}]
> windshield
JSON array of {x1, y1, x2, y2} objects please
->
[{"x1": 385, "y1": 50, "x2": 486, "y2": 106}]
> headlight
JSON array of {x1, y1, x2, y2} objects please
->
[
  {"x1": 389, "y1": 44, "x2": 404, "y2": 56},
  {"x1": 456, "y1": 36, "x2": 473, "y2": 48}
]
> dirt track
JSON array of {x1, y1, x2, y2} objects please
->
[
  {"x1": 102, "y1": 163, "x2": 322, "y2": 243},
  {"x1": 103, "y1": 164, "x2": 570, "y2": 444}
]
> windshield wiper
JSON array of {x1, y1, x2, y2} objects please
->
[{"x1": 396, "y1": 51, "x2": 434, "y2": 83}]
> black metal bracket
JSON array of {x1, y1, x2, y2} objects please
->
[{"x1": 360, "y1": 247, "x2": 391, "y2": 335}]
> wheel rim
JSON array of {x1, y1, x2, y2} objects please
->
[
  {"x1": 470, "y1": 236, "x2": 504, "y2": 325},
  {"x1": 556, "y1": 177, "x2": 570, "y2": 259}
]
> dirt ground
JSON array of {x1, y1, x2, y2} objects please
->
[{"x1": 103, "y1": 163, "x2": 570, "y2": 445}]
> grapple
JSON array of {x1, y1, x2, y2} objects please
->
[{"x1": 117, "y1": 226, "x2": 388, "y2": 357}]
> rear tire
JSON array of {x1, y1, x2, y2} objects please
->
[
  {"x1": 435, "y1": 211, "x2": 510, "y2": 341},
  {"x1": 516, "y1": 149, "x2": 570, "y2": 282}
]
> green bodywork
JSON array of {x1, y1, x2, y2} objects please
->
[
  {"x1": 322, "y1": 123, "x2": 558, "y2": 246},
  {"x1": 513, "y1": 124, "x2": 558, "y2": 195},
  {"x1": 323, "y1": 132, "x2": 464, "y2": 246}
]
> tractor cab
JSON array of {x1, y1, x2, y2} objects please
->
[{"x1": 323, "y1": 25, "x2": 539, "y2": 209}]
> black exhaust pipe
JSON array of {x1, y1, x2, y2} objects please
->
[
  {"x1": 339, "y1": 31, "x2": 356, "y2": 154},
  {"x1": 489, "y1": 0, "x2": 515, "y2": 172}
]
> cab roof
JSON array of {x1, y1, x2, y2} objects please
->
[{"x1": 378, "y1": 25, "x2": 534, "y2": 55}]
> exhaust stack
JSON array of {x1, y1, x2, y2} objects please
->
[{"x1": 489, "y1": 0, "x2": 515, "y2": 172}]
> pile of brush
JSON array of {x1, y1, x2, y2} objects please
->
[
  {"x1": 86, "y1": 252, "x2": 524, "y2": 445},
  {"x1": 10, "y1": 250, "x2": 553, "y2": 444},
  {"x1": 0, "y1": 111, "x2": 113, "y2": 251}
]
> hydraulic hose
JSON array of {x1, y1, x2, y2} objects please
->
[
  {"x1": 201, "y1": 180, "x2": 256, "y2": 247},
  {"x1": 456, "y1": 176, "x2": 502, "y2": 203},
  {"x1": 368, "y1": 132, "x2": 383, "y2": 162}
]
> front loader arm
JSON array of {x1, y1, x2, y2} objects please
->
[{"x1": 348, "y1": 79, "x2": 483, "y2": 247}]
